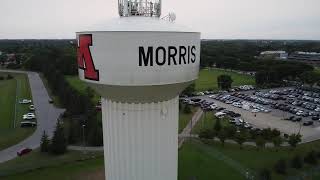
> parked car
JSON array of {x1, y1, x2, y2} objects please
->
[
  {"x1": 19, "y1": 99, "x2": 32, "y2": 104},
  {"x1": 29, "y1": 105, "x2": 35, "y2": 111},
  {"x1": 17, "y1": 148, "x2": 32, "y2": 156},
  {"x1": 20, "y1": 121, "x2": 37, "y2": 127},
  {"x1": 303, "y1": 121, "x2": 314, "y2": 126},
  {"x1": 23, "y1": 113, "x2": 35, "y2": 120}
]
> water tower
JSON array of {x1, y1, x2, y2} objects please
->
[{"x1": 77, "y1": 0, "x2": 200, "y2": 179}]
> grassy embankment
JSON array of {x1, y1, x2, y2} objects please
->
[{"x1": 0, "y1": 73, "x2": 34, "y2": 151}]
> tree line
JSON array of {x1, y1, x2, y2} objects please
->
[{"x1": 24, "y1": 45, "x2": 103, "y2": 147}]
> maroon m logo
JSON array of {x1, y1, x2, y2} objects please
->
[{"x1": 77, "y1": 34, "x2": 99, "y2": 81}]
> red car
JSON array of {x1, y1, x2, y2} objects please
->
[{"x1": 17, "y1": 148, "x2": 32, "y2": 157}]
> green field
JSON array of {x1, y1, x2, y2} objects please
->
[
  {"x1": 0, "y1": 150, "x2": 103, "y2": 179},
  {"x1": 192, "y1": 112, "x2": 230, "y2": 134},
  {"x1": 195, "y1": 68, "x2": 255, "y2": 91},
  {"x1": 0, "y1": 73, "x2": 34, "y2": 150},
  {"x1": 3, "y1": 138, "x2": 320, "y2": 180}
]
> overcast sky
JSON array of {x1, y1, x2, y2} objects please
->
[{"x1": 1, "y1": 0, "x2": 320, "y2": 40}]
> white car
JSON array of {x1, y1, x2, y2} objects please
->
[
  {"x1": 251, "y1": 109, "x2": 260, "y2": 113},
  {"x1": 23, "y1": 113, "x2": 35, "y2": 120},
  {"x1": 19, "y1": 99, "x2": 32, "y2": 104},
  {"x1": 29, "y1": 105, "x2": 35, "y2": 111}
]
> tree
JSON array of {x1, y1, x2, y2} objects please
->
[
  {"x1": 258, "y1": 168, "x2": 272, "y2": 180},
  {"x1": 50, "y1": 122, "x2": 67, "y2": 155},
  {"x1": 6, "y1": 74, "x2": 13, "y2": 80},
  {"x1": 255, "y1": 136, "x2": 266, "y2": 150},
  {"x1": 184, "y1": 105, "x2": 192, "y2": 114},
  {"x1": 235, "y1": 132, "x2": 246, "y2": 149},
  {"x1": 85, "y1": 87, "x2": 95, "y2": 99},
  {"x1": 304, "y1": 150, "x2": 317, "y2": 165},
  {"x1": 274, "y1": 159, "x2": 287, "y2": 175},
  {"x1": 217, "y1": 75, "x2": 233, "y2": 90},
  {"x1": 40, "y1": 131, "x2": 50, "y2": 152},
  {"x1": 300, "y1": 71, "x2": 320, "y2": 87},
  {"x1": 218, "y1": 129, "x2": 227, "y2": 146},
  {"x1": 225, "y1": 125, "x2": 236, "y2": 139},
  {"x1": 182, "y1": 83, "x2": 195, "y2": 96},
  {"x1": 272, "y1": 136, "x2": 283, "y2": 151},
  {"x1": 288, "y1": 134, "x2": 302, "y2": 149},
  {"x1": 213, "y1": 119, "x2": 222, "y2": 132},
  {"x1": 199, "y1": 129, "x2": 214, "y2": 139},
  {"x1": 291, "y1": 155, "x2": 303, "y2": 169}
]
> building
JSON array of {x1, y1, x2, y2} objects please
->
[
  {"x1": 288, "y1": 51, "x2": 320, "y2": 66},
  {"x1": 259, "y1": 51, "x2": 288, "y2": 60}
]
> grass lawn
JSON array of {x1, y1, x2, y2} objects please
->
[
  {"x1": 0, "y1": 78, "x2": 16, "y2": 128},
  {"x1": 0, "y1": 73, "x2": 35, "y2": 150},
  {"x1": 2, "y1": 142, "x2": 245, "y2": 180},
  {"x1": 179, "y1": 105, "x2": 197, "y2": 133},
  {"x1": 192, "y1": 112, "x2": 230, "y2": 134},
  {"x1": 0, "y1": 150, "x2": 103, "y2": 179},
  {"x1": 179, "y1": 141, "x2": 245, "y2": 180},
  {"x1": 3, "y1": 139, "x2": 320, "y2": 180},
  {"x1": 195, "y1": 68, "x2": 255, "y2": 91}
]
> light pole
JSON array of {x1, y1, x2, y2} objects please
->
[{"x1": 82, "y1": 124, "x2": 86, "y2": 154}]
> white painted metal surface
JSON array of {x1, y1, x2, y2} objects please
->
[
  {"x1": 101, "y1": 97, "x2": 179, "y2": 180},
  {"x1": 77, "y1": 1, "x2": 200, "y2": 179},
  {"x1": 77, "y1": 31, "x2": 200, "y2": 86}
]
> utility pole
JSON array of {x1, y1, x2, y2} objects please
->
[{"x1": 82, "y1": 124, "x2": 86, "y2": 154}]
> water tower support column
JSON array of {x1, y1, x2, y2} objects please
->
[{"x1": 101, "y1": 97, "x2": 179, "y2": 180}]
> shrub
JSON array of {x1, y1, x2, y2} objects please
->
[
  {"x1": 255, "y1": 136, "x2": 266, "y2": 150},
  {"x1": 50, "y1": 122, "x2": 67, "y2": 155},
  {"x1": 218, "y1": 129, "x2": 227, "y2": 146},
  {"x1": 225, "y1": 125, "x2": 236, "y2": 139},
  {"x1": 304, "y1": 150, "x2": 317, "y2": 165},
  {"x1": 213, "y1": 118, "x2": 222, "y2": 132},
  {"x1": 274, "y1": 159, "x2": 287, "y2": 174},
  {"x1": 288, "y1": 134, "x2": 302, "y2": 148},
  {"x1": 235, "y1": 132, "x2": 246, "y2": 149},
  {"x1": 0, "y1": 76, "x2": 4, "y2": 80},
  {"x1": 291, "y1": 155, "x2": 303, "y2": 169},
  {"x1": 40, "y1": 131, "x2": 50, "y2": 153},
  {"x1": 199, "y1": 129, "x2": 215, "y2": 139},
  {"x1": 184, "y1": 105, "x2": 192, "y2": 114},
  {"x1": 258, "y1": 168, "x2": 272, "y2": 180},
  {"x1": 6, "y1": 74, "x2": 13, "y2": 80},
  {"x1": 272, "y1": 136, "x2": 283, "y2": 150}
]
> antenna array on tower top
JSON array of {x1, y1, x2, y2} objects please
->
[{"x1": 118, "y1": 0, "x2": 161, "y2": 17}]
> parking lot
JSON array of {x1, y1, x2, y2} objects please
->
[{"x1": 181, "y1": 86, "x2": 320, "y2": 142}]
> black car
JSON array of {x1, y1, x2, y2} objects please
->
[{"x1": 303, "y1": 121, "x2": 314, "y2": 126}]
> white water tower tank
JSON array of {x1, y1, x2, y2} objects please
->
[{"x1": 76, "y1": 0, "x2": 200, "y2": 179}]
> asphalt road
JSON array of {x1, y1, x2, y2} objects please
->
[{"x1": 0, "y1": 70, "x2": 65, "y2": 163}]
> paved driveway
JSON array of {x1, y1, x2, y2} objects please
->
[{"x1": 0, "y1": 70, "x2": 64, "y2": 163}]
